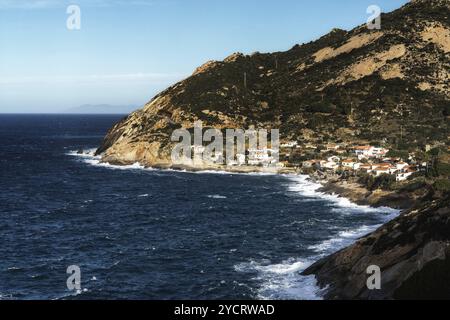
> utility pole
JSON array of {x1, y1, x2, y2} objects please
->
[
  {"x1": 275, "y1": 58, "x2": 278, "y2": 70},
  {"x1": 350, "y1": 101, "x2": 354, "y2": 119},
  {"x1": 244, "y1": 72, "x2": 247, "y2": 89}
]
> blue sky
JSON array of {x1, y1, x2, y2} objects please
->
[{"x1": 0, "y1": 0, "x2": 409, "y2": 113}]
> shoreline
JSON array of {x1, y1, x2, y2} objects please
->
[
  {"x1": 162, "y1": 161, "x2": 414, "y2": 211},
  {"x1": 71, "y1": 149, "x2": 417, "y2": 299},
  {"x1": 312, "y1": 176, "x2": 416, "y2": 211},
  {"x1": 75, "y1": 147, "x2": 411, "y2": 210}
]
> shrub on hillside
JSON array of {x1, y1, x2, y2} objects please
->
[{"x1": 434, "y1": 179, "x2": 450, "y2": 193}]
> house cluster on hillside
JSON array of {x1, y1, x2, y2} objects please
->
[
  {"x1": 191, "y1": 145, "x2": 281, "y2": 167},
  {"x1": 300, "y1": 145, "x2": 424, "y2": 182}
]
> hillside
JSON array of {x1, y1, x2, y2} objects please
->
[{"x1": 96, "y1": 0, "x2": 449, "y2": 167}]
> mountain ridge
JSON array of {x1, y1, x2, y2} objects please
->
[{"x1": 96, "y1": 0, "x2": 449, "y2": 166}]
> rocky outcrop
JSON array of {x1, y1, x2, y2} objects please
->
[
  {"x1": 302, "y1": 194, "x2": 450, "y2": 299},
  {"x1": 96, "y1": 0, "x2": 449, "y2": 168}
]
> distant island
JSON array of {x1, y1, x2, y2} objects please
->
[{"x1": 65, "y1": 104, "x2": 139, "y2": 114}]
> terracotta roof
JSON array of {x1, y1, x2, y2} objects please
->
[{"x1": 354, "y1": 146, "x2": 372, "y2": 150}]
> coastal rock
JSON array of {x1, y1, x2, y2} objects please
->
[{"x1": 302, "y1": 195, "x2": 450, "y2": 299}]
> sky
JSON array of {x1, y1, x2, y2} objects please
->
[{"x1": 0, "y1": 0, "x2": 409, "y2": 113}]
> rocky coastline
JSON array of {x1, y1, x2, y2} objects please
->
[
  {"x1": 302, "y1": 193, "x2": 450, "y2": 299},
  {"x1": 92, "y1": 0, "x2": 449, "y2": 299},
  {"x1": 93, "y1": 146, "x2": 449, "y2": 300}
]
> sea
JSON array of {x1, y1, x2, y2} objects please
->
[{"x1": 0, "y1": 114, "x2": 399, "y2": 300}]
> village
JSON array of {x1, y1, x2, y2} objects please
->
[
  {"x1": 187, "y1": 139, "x2": 427, "y2": 184},
  {"x1": 279, "y1": 141, "x2": 426, "y2": 182}
]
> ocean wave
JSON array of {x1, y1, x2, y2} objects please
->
[
  {"x1": 234, "y1": 258, "x2": 324, "y2": 300},
  {"x1": 69, "y1": 149, "x2": 401, "y2": 301},
  {"x1": 67, "y1": 149, "x2": 279, "y2": 176},
  {"x1": 54, "y1": 288, "x2": 89, "y2": 300},
  {"x1": 285, "y1": 175, "x2": 399, "y2": 215},
  {"x1": 308, "y1": 224, "x2": 377, "y2": 254},
  {"x1": 234, "y1": 224, "x2": 380, "y2": 300},
  {"x1": 138, "y1": 194, "x2": 149, "y2": 198},
  {"x1": 287, "y1": 174, "x2": 400, "y2": 255},
  {"x1": 67, "y1": 149, "x2": 147, "y2": 171},
  {"x1": 66, "y1": 148, "x2": 98, "y2": 158},
  {"x1": 234, "y1": 175, "x2": 400, "y2": 300}
]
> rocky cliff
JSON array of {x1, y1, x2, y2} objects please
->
[
  {"x1": 303, "y1": 194, "x2": 450, "y2": 299},
  {"x1": 96, "y1": 0, "x2": 449, "y2": 168}
]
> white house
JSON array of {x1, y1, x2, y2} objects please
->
[
  {"x1": 372, "y1": 147, "x2": 389, "y2": 158},
  {"x1": 327, "y1": 156, "x2": 341, "y2": 163},
  {"x1": 281, "y1": 141, "x2": 298, "y2": 148},
  {"x1": 396, "y1": 162, "x2": 409, "y2": 171},
  {"x1": 396, "y1": 170, "x2": 415, "y2": 181},
  {"x1": 322, "y1": 161, "x2": 339, "y2": 171},
  {"x1": 248, "y1": 148, "x2": 278, "y2": 166},
  {"x1": 354, "y1": 146, "x2": 373, "y2": 157},
  {"x1": 342, "y1": 159, "x2": 358, "y2": 170},
  {"x1": 359, "y1": 164, "x2": 374, "y2": 173},
  {"x1": 354, "y1": 146, "x2": 389, "y2": 159},
  {"x1": 372, "y1": 164, "x2": 397, "y2": 176}
]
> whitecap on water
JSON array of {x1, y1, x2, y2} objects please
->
[
  {"x1": 234, "y1": 258, "x2": 324, "y2": 300},
  {"x1": 67, "y1": 150, "x2": 146, "y2": 171},
  {"x1": 207, "y1": 195, "x2": 227, "y2": 199},
  {"x1": 286, "y1": 175, "x2": 399, "y2": 216},
  {"x1": 233, "y1": 174, "x2": 400, "y2": 300},
  {"x1": 67, "y1": 150, "x2": 281, "y2": 177},
  {"x1": 308, "y1": 224, "x2": 378, "y2": 254}
]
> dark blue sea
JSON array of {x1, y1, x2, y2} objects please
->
[{"x1": 0, "y1": 114, "x2": 398, "y2": 300}]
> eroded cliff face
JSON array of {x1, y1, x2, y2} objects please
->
[
  {"x1": 96, "y1": 0, "x2": 449, "y2": 167},
  {"x1": 303, "y1": 194, "x2": 450, "y2": 300}
]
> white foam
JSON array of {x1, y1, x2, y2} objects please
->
[
  {"x1": 308, "y1": 225, "x2": 378, "y2": 254},
  {"x1": 207, "y1": 195, "x2": 227, "y2": 199},
  {"x1": 69, "y1": 149, "x2": 401, "y2": 300},
  {"x1": 234, "y1": 175, "x2": 400, "y2": 300},
  {"x1": 234, "y1": 258, "x2": 324, "y2": 300},
  {"x1": 67, "y1": 148, "x2": 98, "y2": 158},
  {"x1": 67, "y1": 149, "x2": 281, "y2": 176},
  {"x1": 67, "y1": 150, "x2": 147, "y2": 171},
  {"x1": 287, "y1": 174, "x2": 399, "y2": 255},
  {"x1": 286, "y1": 175, "x2": 399, "y2": 215}
]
